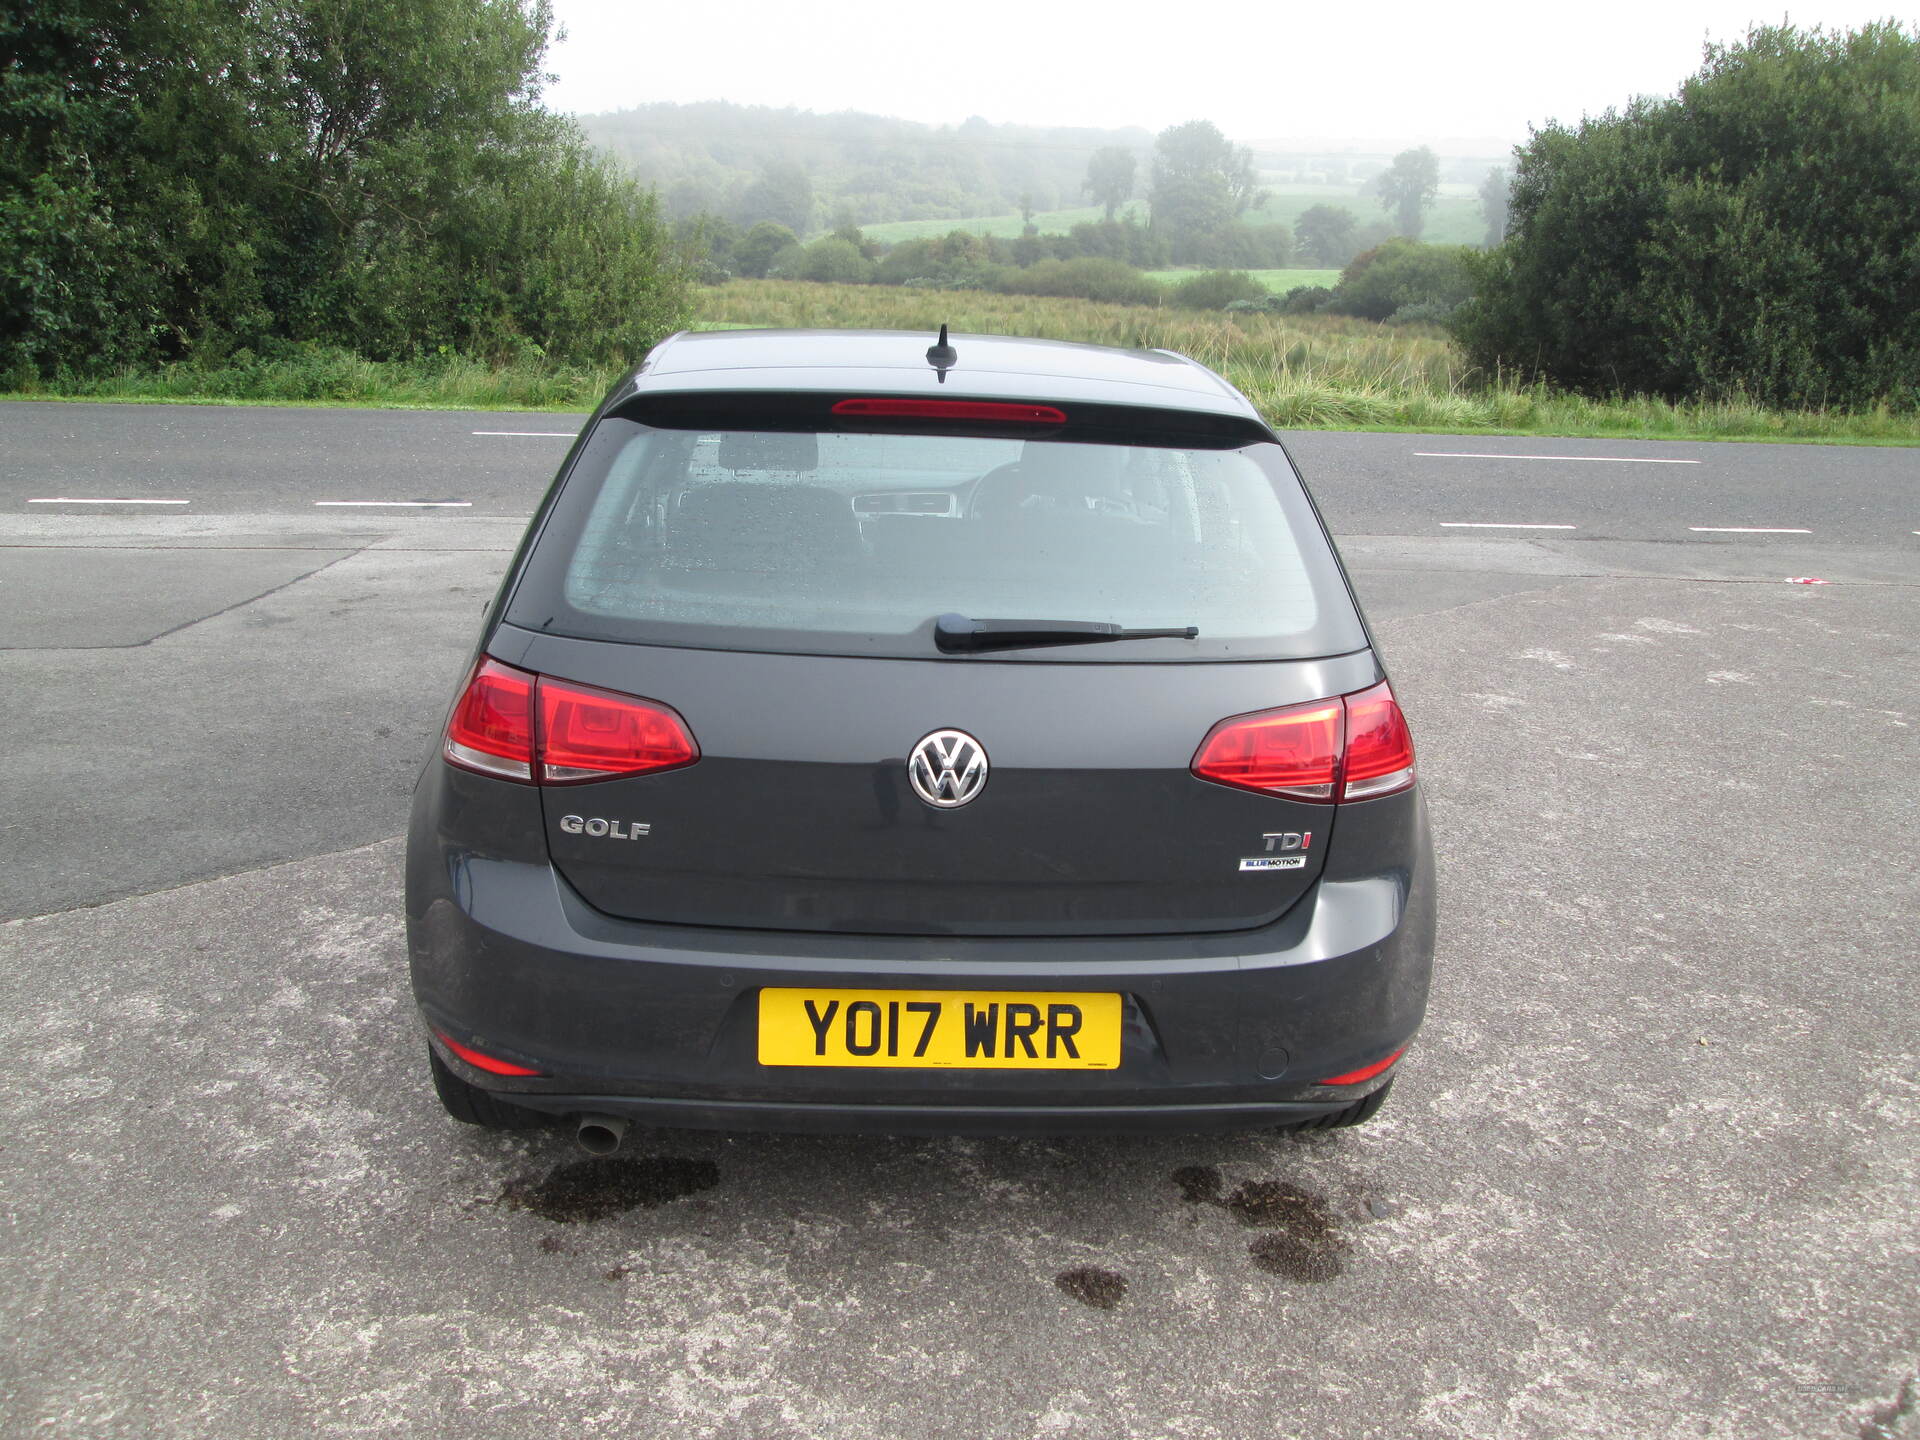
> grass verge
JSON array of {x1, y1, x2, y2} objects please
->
[
  {"x1": 7, "y1": 281, "x2": 1917, "y2": 444},
  {"x1": 0, "y1": 344, "x2": 620, "y2": 411}
]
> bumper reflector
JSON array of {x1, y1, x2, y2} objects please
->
[
  {"x1": 1317, "y1": 1047, "x2": 1405, "y2": 1086},
  {"x1": 434, "y1": 1030, "x2": 544, "y2": 1077}
]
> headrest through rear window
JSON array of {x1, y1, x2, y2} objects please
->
[{"x1": 718, "y1": 431, "x2": 818, "y2": 473}]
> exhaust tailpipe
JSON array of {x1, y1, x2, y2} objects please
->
[{"x1": 575, "y1": 1113, "x2": 629, "y2": 1156}]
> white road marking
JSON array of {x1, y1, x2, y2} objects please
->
[
  {"x1": 314, "y1": 500, "x2": 473, "y2": 508},
  {"x1": 1414, "y1": 452, "x2": 1702, "y2": 464},
  {"x1": 472, "y1": 430, "x2": 575, "y2": 437},
  {"x1": 1440, "y1": 521, "x2": 1577, "y2": 530},
  {"x1": 28, "y1": 497, "x2": 189, "y2": 505},
  {"x1": 1688, "y1": 526, "x2": 1811, "y2": 534}
]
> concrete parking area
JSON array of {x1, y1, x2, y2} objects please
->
[{"x1": 0, "y1": 406, "x2": 1914, "y2": 1438}]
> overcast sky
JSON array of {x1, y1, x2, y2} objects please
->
[{"x1": 544, "y1": 1, "x2": 1905, "y2": 149}]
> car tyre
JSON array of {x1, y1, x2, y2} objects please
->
[
  {"x1": 428, "y1": 1046, "x2": 552, "y2": 1129},
  {"x1": 1289, "y1": 1079, "x2": 1393, "y2": 1132}
]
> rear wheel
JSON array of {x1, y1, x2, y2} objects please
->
[
  {"x1": 1289, "y1": 1079, "x2": 1393, "y2": 1132},
  {"x1": 428, "y1": 1047, "x2": 552, "y2": 1130}
]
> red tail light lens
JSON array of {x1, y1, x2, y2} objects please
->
[
  {"x1": 444, "y1": 658, "x2": 535, "y2": 780},
  {"x1": 1341, "y1": 682, "x2": 1417, "y2": 800},
  {"x1": 537, "y1": 678, "x2": 699, "y2": 783},
  {"x1": 442, "y1": 662, "x2": 699, "y2": 785},
  {"x1": 1191, "y1": 698, "x2": 1344, "y2": 800},
  {"x1": 1191, "y1": 682, "x2": 1415, "y2": 803}
]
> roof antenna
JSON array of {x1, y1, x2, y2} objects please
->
[{"x1": 926, "y1": 324, "x2": 958, "y2": 382}]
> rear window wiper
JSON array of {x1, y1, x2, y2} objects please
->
[{"x1": 934, "y1": 612, "x2": 1199, "y2": 653}]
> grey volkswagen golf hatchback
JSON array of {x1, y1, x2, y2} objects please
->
[{"x1": 406, "y1": 328, "x2": 1434, "y2": 1147}]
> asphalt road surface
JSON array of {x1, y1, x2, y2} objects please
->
[{"x1": 1, "y1": 401, "x2": 1915, "y2": 1439}]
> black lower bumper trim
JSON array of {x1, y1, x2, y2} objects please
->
[{"x1": 499, "y1": 1091, "x2": 1363, "y2": 1136}]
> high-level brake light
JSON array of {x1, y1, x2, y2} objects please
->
[
  {"x1": 1191, "y1": 681, "x2": 1415, "y2": 803},
  {"x1": 831, "y1": 398, "x2": 1067, "y2": 424},
  {"x1": 442, "y1": 659, "x2": 699, "y2": 785}
]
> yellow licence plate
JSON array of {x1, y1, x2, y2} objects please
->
[{"x1": 757, "y1": 988, "x2": 1121, "y2": 1070}]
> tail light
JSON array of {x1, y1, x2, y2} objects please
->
[
  {"x1": 442, "y1": 659, "x2": 698, "y2": 785},
  {"x1": 1340, "y1": 682, "x2": 1417, "y2": 800},
  {"x1": 538, "y1": 676, "x2": 698, "y2": 783},
  {"x1": 444, "y1": 658, "x2": 535, "y2": 781},
  {"x1": 1192, "y1": 680, "x2": 1415, "y2": 803}
]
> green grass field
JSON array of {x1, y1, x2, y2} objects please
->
[{"x1": 1145, "y1": 268, "x2": 1343, "y2": 294}]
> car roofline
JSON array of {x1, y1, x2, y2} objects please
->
[{"x1": 610, "y1": 329, "x2": 1272, "y2": 434}]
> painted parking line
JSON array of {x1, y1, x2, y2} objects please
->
[
  {"x1": 1688, "y1": 526, "x2": 1812, "y2": 534},
  {"x1": 313, "y1": 500, "x2": 473, "y2": 508},
  {"x1": 1414, "y1": 452, "x2": 1702, "y2": 464},
  {"x1": 1439, "y1": 521, "x2": 1577, "y2": 530},
  {"x1": 28, "y1": 497, "x2": 190, "y2": 505},
  {"x1": 472, "y1": 430, "x2": 575, "y2": 437}
]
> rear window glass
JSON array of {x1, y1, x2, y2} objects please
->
[{"x1": 504, "y1": 419, "x2": 1365, "y2": 661}]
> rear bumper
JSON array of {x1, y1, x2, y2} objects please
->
[
  {"x1": 476, "y1": 1094, "x2": 1392, "y2": 1136},
  {"x1": 405, "y1": 778, "x2": 1436, "y2": 1135}
]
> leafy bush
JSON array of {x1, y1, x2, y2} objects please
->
[
  {"x1": 790, "y1": 237, "x2": 874, "y2": 284},
  {"x1": 1329, "y1": 240, "x2": 1474, "y2": 322},
  {"x1": 1170, "y1": 270, "x2": 1267, "y2": 310},
  {"x1": 1454, "y1": 22, "x2": 1920, "y2": 408},
  {"x1": 1386, "y1": 300, "x2": 1459, "y2": 326},
  {"x1": 1279, "y1": 286, "x2": 1335, "y2": 315},
  {"x1": 987, "y1": 257, "x2": 1163, "y2": 306},
  {"x1": 1194, "y1": 221, "x2": 1295, "y2": 270}
]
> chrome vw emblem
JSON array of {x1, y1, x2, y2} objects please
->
[{"x1": 908, "y1": 729, "x2": 989, "y2": 808}]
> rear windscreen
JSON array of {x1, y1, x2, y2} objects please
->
[{"x1": 503, "y1": 419, "x2": 1367, "y2": 661}]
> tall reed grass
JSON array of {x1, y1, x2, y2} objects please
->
[
  {"x1": 698, "y1": 282, "x2": 1920, "y2": 443},
  {"x1": 10, "y1": 281, "x2": 1916, "y2": 443}
]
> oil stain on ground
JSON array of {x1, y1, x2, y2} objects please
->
[
  {"x1": 1054, "y1": 1266, "x2": 1128, "y2": 1310},
  {"x1": 1173, "y1": 1164, "x2": 1350, "y2": 1283},
  {"x1": 499, "y1": 1155, "x2": 720, "y2": 1224}
]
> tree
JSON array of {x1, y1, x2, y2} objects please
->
[
  {"x1": 1083, "y1": 146, "x2": 1136, "y2": 221},
  {"x1": 740, "y1": 160, "x2": 813, "y2": 234},
  {"x1": 1455, "y1": 22, "x2": 1920, "y2": 408},
  {"x1": 1374, "y1": 147, "x2": 1440, "y2": 238},
  {"x1": 0, "y1": 0, "x2": 690, "y2": 378},
  {"x1": 790, "y1": 236, "x2": 872, "y2": 284},
  {"x1": 1148, "y1": 121, "x2": 1263, "y2": 262},
  {"x1": 732, "y1": 221, "x2": 799, "y2": 278},
  {"x1": 1477, "y1": 166, "x2": 1511, "y2": 247},
  {"x1": 1294, "y1": 205, "x2": 1360, "y2": 267}
]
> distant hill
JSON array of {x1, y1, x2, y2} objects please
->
[
  {"x1": 576, "y1": 103, "x2": 1512, "y2": 243},
  {"x1": 578, "y1": 102, "x2": 1154, "y2": 233}
]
